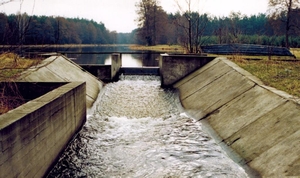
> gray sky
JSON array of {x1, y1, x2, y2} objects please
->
[{"x1": 0, "y1": 0, "x2": 269, "y2": 33}]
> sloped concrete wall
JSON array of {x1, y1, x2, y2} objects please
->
[
  {"x1": 18, "y1": 55, "x2": 104, "y2": 108},
  {"x1": 174, "y1": 57, "x2": 300, "y2": 177},
  {"x1": 0, "y1": 82, "x2": 86, "y2": 178}
]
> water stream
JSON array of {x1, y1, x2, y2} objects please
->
[{"x1": 47, "y1": 75, "x2": 248, "y2": 178}]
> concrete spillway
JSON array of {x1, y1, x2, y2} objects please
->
[
  {"x1": 174, "y1": 57, "x2": 300, "y2": 177},
  {"x1": 2, "y1": 54, "x2": 300, "y2": 177},
  {"x1": 47, "y1": 75, "x2": 248, "y2": 177}
]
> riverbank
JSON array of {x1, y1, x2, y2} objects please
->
[
  {"x1": 2, "y1": 51, "x2": 300, "y2": 177},
  {"x1": 129, "y1": 44, "x2": 185, "y2": 52},
  {"x1": 229, "y1": 53, "x2": 300, "y2": 98},
  {"x1": 130, "y1": 45, "x2": 300, "y2": 98},
  {"x1": 0, "y1": 53, "x2": 42, "y2": 114},
  {"x1": 1, "y1": 44, "x2": 134, "y2": 48}
]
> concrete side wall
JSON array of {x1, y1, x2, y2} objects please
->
[
  {"x1": 111, "y1": 53, "x2": 122, "y2": 80},
  {"x1": 80, "y1": 65, "x2": 111, "y2": 82},
  {"x1": 159, "y1": 54, "x2": 215, "y2": 87},
  {"x1": 80, "y1": 53, "x2": 121, "y2": 82},
  {"x1": 18, "y1": 55, "x2": 103, "y2": 108},
  {"x1": 174, "y1": 57, "x2": 300, "y2": 177},
  {"x1": 0, "y1": 82, "x2": 86, "y2": 178}
]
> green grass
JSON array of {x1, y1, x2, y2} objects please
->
[
  {"x1": 230, "y1": 55, "x2": 300, "y2": 98},
  {"x1": 0, "y1": 53, "x2": 41, "y2": 81},
  {"x1": 206, "y1": 47, "x2": 300, "y2": 98},
  {"x1": 290, "y1": 48, "x2": 300, "y2": 59}
]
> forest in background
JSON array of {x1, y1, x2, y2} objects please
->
[{"x1": 0, "y1": 5, "x2": 299, "y2": 48}]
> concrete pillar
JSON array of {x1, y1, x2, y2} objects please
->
[
  {"x1": 159, "y1": 54, "x2": 215, "y2": 87},
  {"x1": 111, "y1": 53, "x2": 122, "y2": 81}
]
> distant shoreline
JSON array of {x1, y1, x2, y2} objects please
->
[
  {"x1": 129, "y1": 44, "x2": 184, "y2": 52},
  {"x1": 0, "y1": 44, "x2": 185, "y2": 52},
  {"x1": 0, "y1": 44, "x2": 136, "y2": 48}
]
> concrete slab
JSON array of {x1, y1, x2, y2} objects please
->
[
  {"x1": 160, "y1": 54, "x2": 215, "y2": 87},
  {"x1": 207, "y1": 85, "x2": 287, "y2": 141},
  {"x1": 226, "y1": 101, "x2": 300, "y2": 163},
  {"x1": 0, "y1": 82, "x2": 86, "y2": 178},
  {"x1": 180, "y1": 69, "x2": 255, "y2": 119},
  {"x1": 174, "y1": 57, "x2": 221, "y2": 88},
  {"x1": 18, "y1": 55, "x2": 103, "y2": 108},
  {"x1": 249, "y1": 128, "x2": 300, "y2": 177},
  {"x1": 21, "y1": 65, "x2": 61, "y2": 81},
  {"x1": 175, "y1": 59, "x2": 233, "y2": 100},
  {"x1": 222, "y1": 59, "x2": 264, "y2": 85},
  {"x1": 175, "y1": 57, "x2": 300, "y2": 177}
]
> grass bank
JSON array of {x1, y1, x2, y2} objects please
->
[
  {"x1": 129, "y1": 44, "x2": 184, "y2": 52},
  {"x1": 131, "y1": 45, "x2": 300, "y2": 97},
  {"x1": 291, "y1": 48, "x2": 300, "y2": 59},
  {"x1": 0, "y1": 53, "x2": 42, "y2": 114},
  {"x1": 1, "y1": 48, "x2": 300, "y2": 113},
  {"x1": 0, "y1": 53, "x2": 41, "y2": 81},
  {"x1": 228, "y1": 52, "x2": 300, "y2": 98}
]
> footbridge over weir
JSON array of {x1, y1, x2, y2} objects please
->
[{"x1": 1, "y1": 53, "x2": 300, "y2": 177}]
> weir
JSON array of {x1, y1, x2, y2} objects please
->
[
  {"x1": 47, "y1": 75, "x2": 249, "y2": 177},
  {"x1": 1, "y1": 53, "x2": 300, "y2": 177}
]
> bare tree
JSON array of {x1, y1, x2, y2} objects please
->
[
  {"x1": 268, "y1": 0, "x2": 300, "y2": 48},
  {"x1": 136, "y1": 0, "x2": 167, "y2": 45},
  {"x1": 174, "y1": 0, "x2": 208, "y2": 53},
  {"x1": 228, "y1": 12, "x2": 243, "y2": 43},
  {"x1": 0, "y1": 0, "x2": 35, "y2": 115}
]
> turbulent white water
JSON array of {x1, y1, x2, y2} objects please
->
[{"x1": 47, "y1": 75, "x2": 248, "y2": 178}]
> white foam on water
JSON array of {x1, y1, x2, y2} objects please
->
[{"x1": 48, "y1": 75, "x2": 248, "y2": 178}]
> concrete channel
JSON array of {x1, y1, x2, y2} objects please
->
[
  {"x1": 0, "y1": 53, "x2": 299, "y2": 177},
  {"x1": 173, "y1": 57, "x2": 300, "y2": 177}
]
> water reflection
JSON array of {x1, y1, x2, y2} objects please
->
[
  {"x1": 67, "y1": 52, "x2": 160, "y2": 67},
  {"x1": 26, "y1": 45, "x2": 161, "y2": 67},
  {"x1": 121, "y1": 54, "x2": 142, "y2": 67},
  {"x1": 47, "y1": 76, "x2": 248, "y2": 178}
]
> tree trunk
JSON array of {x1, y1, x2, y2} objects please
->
[
  {"x1": 285, "y1": 0, "x2": 292, "y2": 48},
  {"x1": 188, "y1": 19, "x2": 192, "y2": 53}
]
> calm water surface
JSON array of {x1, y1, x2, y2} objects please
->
[
  {"x1": 27, "y1": 45, "x2": 161, "y2": 67},
  {"x1": 47, "y1": 75, "x2": 248, "y2": 178}
]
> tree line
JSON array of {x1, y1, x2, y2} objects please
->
[
  {"x1": 0, "y1": 13, "x2": 136, "y2": 45},
  {"x1": 136, "y1": 0, "x2": 300, "y2": 52},
  {"x1": 0, "y1": 0, "x2": 299, "y2": 50}
]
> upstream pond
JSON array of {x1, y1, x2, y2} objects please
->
[{"x1": 47, "y1": 75, "x2": 248, "y2": 178}]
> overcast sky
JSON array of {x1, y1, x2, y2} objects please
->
[{"x1": 0, "y1": 0, "x2": 269, "y2": 33}]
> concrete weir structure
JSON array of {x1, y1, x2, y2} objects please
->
[
  {"x1": 80, "y1": 53, "x2": 122, "y2": 82},
  {"x1": 18, "y1": 55, "x2": 104, "y2": 108},
  {"x1": 0, "y1": 55, "x2": 103, "y2": 177},
  {"x1": 1, "y1": 53, "x2": 300, "y2": 177},
  {"x1": 159, "y1": 54, "x2": 215, "y2": 87},
  {"x1": 174, "y1": 57, "x2": 300, "y2": 177},
  {"x1": 0, "y1": 82, "x2": 86, "y2": 177}
]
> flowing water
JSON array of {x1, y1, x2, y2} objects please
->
[{"x1": 47, "y1": 75, "x2": 248, "y2": 178}]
